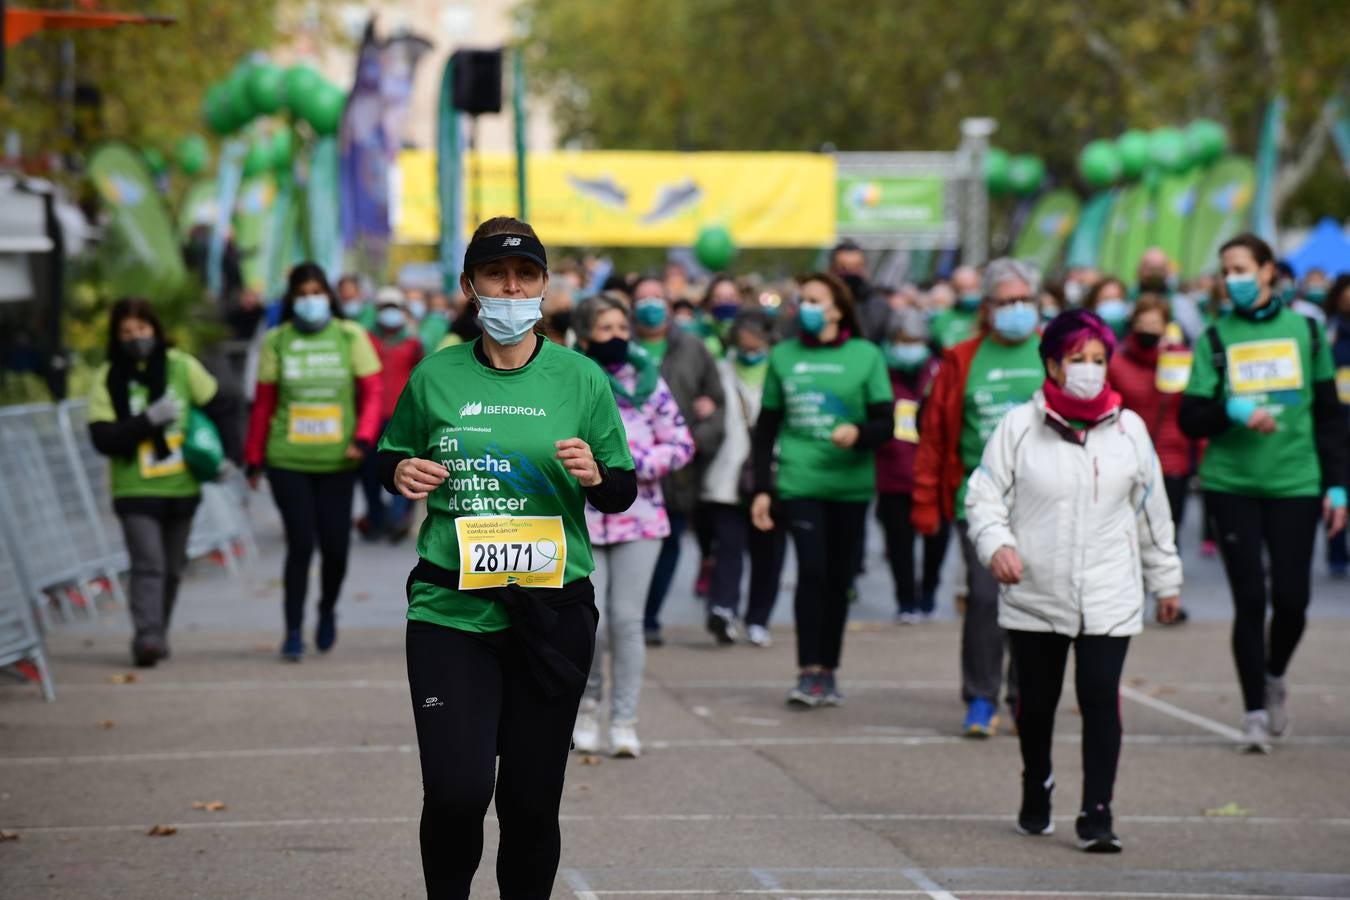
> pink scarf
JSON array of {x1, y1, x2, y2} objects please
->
[{"x1": 1042, "y1": 377, "x2": 1121, "y2": 423}]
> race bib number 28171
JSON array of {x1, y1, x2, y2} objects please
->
[{"x1": 455, "y1": 515, "x2": 567, "y2": 590}]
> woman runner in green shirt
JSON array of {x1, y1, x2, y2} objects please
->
[
  {"x1": 750, "y1": 272, "x2": 894, "y2": 707},
  {"x1": 1180, "y1": 232, "x2": 1349, "y2": 753},
  {"x1": 377, "y1": 217, "x2": 637, "y2": 899}
]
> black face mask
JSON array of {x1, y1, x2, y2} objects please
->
[
  {"x1": 586, "y1": 337, "x2": 629, "y2": 368},
  {"x1": 121, "y1": 336, "x2": 157, "y2": 361},
  {"x1": 841, "y1": 273, "x2": 869, "y2": 302},
  {"x1": 548, "y1": 310, "x2": 573, "y2": 334},
  {"x1": 1133, "y1": 331, "x2": 1162, "y2": 350}
]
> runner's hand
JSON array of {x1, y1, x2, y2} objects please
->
[
  {"x1": 555, "y1": 438, "x2": 602, "y2": 487},
  {"x1": 344, "y1": 443, "x2": 365, "y2": 461},
  {"x1": 144, "y1": 394, "x2": 182, "y2": 426},
  {"x1": 693, "y1": 396, "x2": 716, "y2": 420},
  {"x1": 990, "y1": 546, "x2": 1022, "y2": 584},
  {"x1": 1325, "y1": 495, "x2": 1347, "y2": 538},
  {"x1": 751, "y1": 492, "x2": 774, "y2": 532},
  {"x1": 1246, "y1": 408, "x2": 1278, "y2": 434},
  {"x1": 831, "y1": 423, "x2": 860, "y2": 448},
  {"x1": 1156, "y1": 595, "x2": 1182, "y2": 624},
  {"x1": 396, "y1": 458, "x2": 449, "y2": 500}
]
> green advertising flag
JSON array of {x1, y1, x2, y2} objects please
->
[
  {"x1": 837, "y1": 176, "x2": 945, "y2": 232},
  {"x1": 1152, "y1": 170, "x2": 1202, "y2": 270},
  {"x1": 1064, "y1": 191, "x2": 1115, "y2": 270},
  {"x1": 233, "y1": 173, "x2": 277, "y2": 292},
  {"x1": 177, "y1": 178, "x2": 219, "y2": 242},
  {"x1": 1012, "y1": 189, "x2": 1080, "y2": 273},
  {"x1": 263, "y1": 171, "x2": 297, "y2": 299},
  {"x1": 1099, "y1": 184, "x2": 1151, "y2": 280},
  {"x1": 307, "y1": 136, "x2": 343, "y2": 282},
  {"x1": 88, "y1": 142, "x2": 188, "y2": 303},
  {"x1": 1251, "y1": 97, "x2": 1284, "y2": 242},
  {"x1": 1181, "y1": 156, "x2": 1255, "y2": 279}
]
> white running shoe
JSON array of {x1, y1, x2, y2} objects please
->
[
  {"x1": 746, "y1": 624, "x2": 772, "y2": 648},
  {"x1": 572, "y1": 711, "x2": 601, "y2": 754},
  {"x1": 895, "y1": 611, "x2": 920, "y2": 625},
  {"x1": 610, "y1": 723, "x2": 641, "y2": 759},
  {"x1": 1239, "y1": 710, "x2": 1272, "y2": 754},
  {"x1": 1265, "y1": 676, "x2": 1290, "y2": 737}
]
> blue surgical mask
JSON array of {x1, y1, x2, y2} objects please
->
[
  {"x1": 1096, "y1": 299, "x2": 1129, "y2": 323},
  {"x1": 736, "y1": 349, "x2": 767, "y2": 366},
  {"x1": 886, "y1": 341, "x2": 930, "y2": 371},
  {"x1": 1305, "y1": 286, "x2": 1327, "y2": 303},
  {"x1": 712, "y1": 302, "x2": 740, "y2": 322},
  {"x1": 798, "y1": 304, "x2": 826, "y2": 336},
  {"x1": 341, "y1": 300, "x2": 364, "y2": 319},
  {"x1": 377, "y1": 307, "x2": 405, "y2": 331},
  {"x1": 957, "y1": 293, "x2": 983, "y2": 312},
  {"x1": 1225, "y1": 275, "x2": 1261, "y2": 310},
  {"x1": 408, "y1": 300, "x2": 427, "y2": 321},
  {"x1": 292, "y1": 293, "x2": 332, "y2": 330},
  {"x1": 473, "y1": 290, "x2": 543, "y2": 346},
  {"x1": 992, "y1": 301, "x2": 1038, "y2": 341},
  {"x1": 635, "y1": 298, "x2": 668, "y2": 328}
]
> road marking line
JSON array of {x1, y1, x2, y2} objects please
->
[
  {"x1": 1119, "y1": 685, "x2": 1245, "y2": 742},
  {"x1": 747, "y1": 868, "x2": 782, "y2": 890},
  {"x1": 561, "y1": 868, "x2": 599, "y2": 900}
]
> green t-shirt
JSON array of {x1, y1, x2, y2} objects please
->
[
  {"x1": 1184, "y1": 307, "x2": 1335, "y2": 497},
  {"x1": 956, "y1": 335, "x2": 1044, "y2": 517},
  {"x1": 88, "y1": 349, "x2": 218, "y2": 499},
  {"x1": 931, "y1": 307, "x2": 979, "y2": 349},
  {"x1": 257, "y1": 320, "x2": 382, "y2": 473},
  {"x1": 638, "y1": 338, "x2": 669, "y2": 369},
  {"x1": 760, "y1": 338, "x2": 893, "y2": 502},
  {"x1": 379, "y1": 339, "x2": 635, "y2": 633},
  {"x1": 418, "y1": 314, "x2": 451, "y2": 353}
]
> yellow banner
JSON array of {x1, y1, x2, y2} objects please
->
[{"x1": 395, "y1": 150, "x2": 836, "y2": 248}]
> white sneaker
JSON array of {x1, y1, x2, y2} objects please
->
[
  {"x1": 610, "y1": 723, "x2": 641, "y2": 759},
  {"x1": 1239, "y1": 710, "x2": 1272, "y2": 754},
  {"x1": 746, "y1": 624, "x2": 772, "y2": 648},
  {"x1": 895, "y1": 611, "x2": 920, "y2": 625},
  {"x1": 572, "y1": 711, "x2": 601, "y2": 754},
  {"x1": 1265, "y1": 676, "x2": 1290, "y2": 737}
]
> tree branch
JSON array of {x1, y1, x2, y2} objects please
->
[{"x1": 1274, "y1": 93, "x2": 1342, "y2": 208}]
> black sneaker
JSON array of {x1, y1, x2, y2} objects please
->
[
  {"x1": 1016, "y1": 774, "x2": 1055, "y2": 836},
  {"x1": 131, "y1": 637, "x2": 163, "y2": 668},
  {"x1": 821, "y1": 671, "x2": 844, "y2": 706},
  {"x1": 787, "y1": 673, "x2": 824, "y2": 708},
  {"x1": 706, "y1": 607, "x2": 738, "y2": 645},
  {"x1": 644, "y1": 627, "x2": 664, "y2": 648},
  {"x1": 1076, "y1": 804, "x2": 1122, "y2": 853}
]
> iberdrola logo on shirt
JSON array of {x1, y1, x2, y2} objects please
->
[
  {"x1": 458, "y1": 399, "x2": 547, "y2": 418},
  {"x1": 460, "y1": 400, "x2": 484, "y2": 417}
]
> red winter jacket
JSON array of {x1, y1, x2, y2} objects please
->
[
  {"x1": 1108, "y1": 335, "x2": 1196, "y2": 478},
  {"x1": 911, "y1": 335, "x2": 986, "y2": 534},
  {"x1": 370, "y1": 329, "x2": 424, "y2": 421},
  {"x1": 876, "y1": 356, "x2": 940, "y2": 495}
]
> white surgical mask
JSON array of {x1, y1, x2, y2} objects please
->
[
  {"x1": 1063, "y1": 361, "x2": 1107, "y2": 399},
  {"x1": 472, "y1": 287, "x2": 543, "y2": 346},
  {"x1": 377, "y1": 307, "x2": 405, "y2": 331}
]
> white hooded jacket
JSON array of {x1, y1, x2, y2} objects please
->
[{"x1": 964, "y1": 391, "x2": 1182, "y2": 637}]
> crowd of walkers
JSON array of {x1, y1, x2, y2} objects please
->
[{"x1": 85, "y1": 224, "x2": 1348, "y2": 891}]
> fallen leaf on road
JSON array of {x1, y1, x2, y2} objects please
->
[
  {"x1": 0, "y1": 830, "x2": 19, "y2": 841},
  {"x1": 191, "y1": 801, "x2": 228, "y2": 812},
  {"x1": 96, "y1": 720, "x2": 116, "y2": 729},
  {"x1": 107, "y1": 673, "x2": 139, "y2": 685},
  {"x1": 1204, "y1": 802, "x2": 1251, "y2": 817},
  {"x1": 146, "y1": 825, "x2": 177, "y2": 836},
  {"x1": 579, "y1": 755, "x2": 601, "y2": 766},
  {"x1": 1126, "y1": 677, "x2": 1147, "y2": 687}
]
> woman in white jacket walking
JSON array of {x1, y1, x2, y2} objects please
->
[{"x1": 965, "y1": 309, "x2": 1182, "y2": 854}]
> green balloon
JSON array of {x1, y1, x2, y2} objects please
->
[
  {"x1": 247, "y1": 63, "x2": 285, "y2": 116},
  {"x1": 242, "y1": 139, "x2": 273, "y2": 178},
  {"x1": 1116, "y1": 130, "x2": 1150, "y2": 179},
  {"x1": 984, "y1": 147, "x2": 1012, "y2": 196},
  {"x1": 1186, "y1": 119, "x2": 1228, "y2": 166},
  {"x1": 694, "y1": 225, "x2": 736, "y2": 271},
  {"x1": 1008, "y1": 154, "x2": 1045, "y2": 197},
  {"x1": 1148, "y1": 127, "x2": 1189, "y2": 174},
  {"x1": 304, "y1": 83, "x2": 347, "y2": 136},
  {"x1": 204, "y1": 82, "x2": 236, "y2": 135},
  {"x1": 225, "y1": 68, "x2": 256, "y2": 126},
  {"x1": 175, "y1": 135, "x2": 210, "y2": 176},
  {"x1": 1078, "y1": 139, "x2": 1122, "y2": 189},
  {"x1": 283, "y1": 65, "x2": 322, "y2": 116},
  {"x1": 270, "y1": 129, "x2": 294, "y2": 172},
  {"x1": 141, "y1": 147, "x2": 167, "y2": 176}
]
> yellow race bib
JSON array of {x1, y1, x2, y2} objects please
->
[
  {"x1": 1337, "y1": 367, "x2": 1350, "y2": 405},
  {"x1": 893, "y1": 399, "x2": 919, "y2": 443},
  {"x1": 287, "y1": 403, "x2": 344, "y2": 444},
  {"x1": 456, "y1": 515, "x2": 567, "y2": 590},
  {"x1": 1226, "y1": 339, "x2": 1303, "y2": 395},
  {"x1": 1155, "y1": 350, "x2": 1193, "y2": 394},
  {"x1": 138, "y1": 433, "x2": 186, "y2": 479}
]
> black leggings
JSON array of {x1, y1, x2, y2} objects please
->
[
  {"x1": 266, "y1": 467, "x2": 357, "y2": 633},
  {"x1": 784, "y1": 498, "x2": 867, "y2": 670},
  {"x1": 706, "y1": 502, "x2": 788, "y2": 627},
  {"x1": 1010, "y1": 630, "x2": 1129, "y2": 812},
  {"x1": 875, "y1": 493, "x2": 950, "y2": 613},
  {"x1": 1205, "y1": 491, "x2": 1322, "y2": 711},
  {"x1": 406, "y1": 606, "x2": 596, "y2": 899},
  {"x1": 1162, "y1": 475, "x2": 1189, "y2": 548}
]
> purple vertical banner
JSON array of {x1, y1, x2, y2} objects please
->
[{"x1": 338, "y1": 20, "x2": 432, "y2": 278}]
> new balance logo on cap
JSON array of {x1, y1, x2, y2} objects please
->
[{"x1": 502, "y1": 236, "x2": 522, "y2": 246}]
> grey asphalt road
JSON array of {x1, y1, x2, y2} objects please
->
[{"x1": 2, "y1": 494, "x2": 1348, "y2": 899}]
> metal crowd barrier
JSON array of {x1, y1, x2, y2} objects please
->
[{"x1": 0, "y1": 400, "x2": 256, "y2": 700}]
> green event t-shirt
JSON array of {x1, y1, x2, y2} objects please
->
[
  {"x1": 955, "y1": 335, "x2": 1044, "y2": 517},
  {"x1": 379, "y1": 338, "x2": 635, "y2": 633},
  {"x1": 760, "y1": 338, "x2": 893, "y2": 502},
  {"x1": 88, "y1": 348, "x2": 218, "y2": 499},
  {"x1": 638, "y1": 338, "x2": 669, "y2": 369},
  {"x1": 930, "y1": 307, "x2": 979, "y2": 350},
  {"x1": 256, "y1": 320, "x2": 382, "y2": 473},
  {"x1": 1184, "y1": 306, "x2": 1335, "y2": 497}
]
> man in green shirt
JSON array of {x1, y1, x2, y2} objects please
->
[
  {"x1": 930, "y1": 265, "x2": 984, "y2": 350},
  {"x1": 912, "y1": 258, "x2": 1044, "y2": 737}
]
